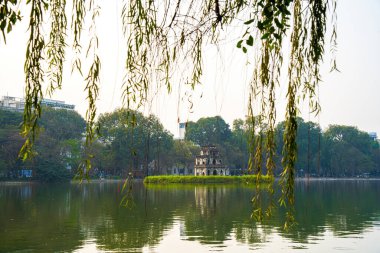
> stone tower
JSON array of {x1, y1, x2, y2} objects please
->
[{"x1": 194, "y1": 145, "x2": 229, "y2": 176}]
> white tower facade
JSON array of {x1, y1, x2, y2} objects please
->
[{"x1": 179, "y1": 122, "x2": 186, "y2": 140}]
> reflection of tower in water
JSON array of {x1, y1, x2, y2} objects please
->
[
  {"x1": 179, "y1": 220, "x2": 186, "y2": 237},
  {"x1": 194, "y1": 186, "x2": 227, "y2": 217}
]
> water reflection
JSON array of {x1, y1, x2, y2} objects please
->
[{"x1": 0, "y1": 180, "x2": 379, "y2": 252}]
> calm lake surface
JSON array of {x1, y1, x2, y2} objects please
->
[{"x1": 1, "y1": 179, "x2": 380, "y2": 252}]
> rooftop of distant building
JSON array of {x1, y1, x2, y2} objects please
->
[{"x1": 0, "y1": 95, "x2": 75, "y2": 112}]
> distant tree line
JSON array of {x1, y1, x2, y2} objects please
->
[
  {"x1": 0, "y1": 109, "x2": 379, "y2": 181},
  {"x1": 186, "y1": 116, "x2": 380, "y2": 177}
]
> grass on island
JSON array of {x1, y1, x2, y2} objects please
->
[{"x1": 143, "y1": 175, "x2": 273, "y2": 184}]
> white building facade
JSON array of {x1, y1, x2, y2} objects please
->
[{"x1": 0, "y1": 96, "x2": 75, "y2": 111}]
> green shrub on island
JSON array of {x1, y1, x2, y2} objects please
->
[{"x1": 143, "y1": 175, "x2": 273, "y2": 184}]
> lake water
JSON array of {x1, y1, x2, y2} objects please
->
[{"x1": 1, "y1": 179, "x2": 380, "y2": 252}]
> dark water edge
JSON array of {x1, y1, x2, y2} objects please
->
[{"x1": 0, "y1": 179, "x2": 380, "y2": 252}]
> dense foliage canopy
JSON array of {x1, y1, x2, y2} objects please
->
[{"x1": 0, "y1": 108, "x2": 85, "y2": 181}]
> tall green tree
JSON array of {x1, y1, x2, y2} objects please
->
[
  {"x1": 185, "y1": 116, "x2": 232, "y2": 146},
  {"x1": 39, "y1": 108, "x2": 85, "y2": 141},
  {"x1": 97, "y1": 109, "x2": 173, "y2": 176},
  {"x1": 32, "y1": 108, "x2": 86, "y2": 181},
  {"x1": 0, "y1": 108, "x2": 86, "y2": 181},
  {"x1": 168, "y1": 140, "x2": 200, "y2": 171},
  {"x1": 322, "y1": 125, "x2": 378, "y2": 177},
  {"x1": 228, "y1": 119, "x2": 251, "y2": 171}
]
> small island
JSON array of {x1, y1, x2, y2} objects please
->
[{"x1": 144, "y1": 145, "x2": 271, "y2": 184}]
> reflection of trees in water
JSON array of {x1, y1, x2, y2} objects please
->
[
  {"x1": 73, "y1": 182, "x2": 177, "y2": 251},
  {"x1": 0, "y1": 180, "x2": 380, "y2": 252},
  {"x1": 233, "y1": 224, "x2": 272, "y2": 245},
  {"x1": 171, "y1": 181, "x2": 380, "y2": 245},
  {"x1": 188, "y1": 185, "x2": 276, "y2": 245},
  {"x1": 0, "y1": 183, "x2": 84, "y2": 252},
  {"x1": 278, "y1": 180, "x2": 380, "y2": 243}
]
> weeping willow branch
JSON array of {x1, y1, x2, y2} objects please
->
[
  {"x1": 329, "y1": 0, "x2": 338, "y2": 72},
  {"x1": 78, "y1": 1, "x2": 101, "y2": 178},
  {"x1": 247, "y1": 97, "x2": 256, "y2": 174},
  {"x1": 247, "y1": 0, "x2": 291, "y2": 177},
  {"x1": 121, "y1": 0, "x2": 250, "y2": 111},
  {"x1": 241, "y1": 0, "x2": 335, "y2": 227},
  {"x1": 20, "y1": 0, "x2": 46, "y2": 160},
  {"x1": 301, "y1": 0, "x2": 326, "y2": 114},
  {"x1": 46, "y1": 0, "x2": 67, "y2": 95},
  {"x1": 84, "y1": 53, "x2": 100, "y2": 146},
  {"x1": 246, "y1": 0, "x2": 291, "y2": 223},
  {"x1": 279, "y1": 0, "x2": 303, "y2": 230},
  {"x1": 71, "y1": 0, "x2": 86, "y2": 74}
]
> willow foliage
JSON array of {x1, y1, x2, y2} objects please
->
[{"x1": 0, "y1": 0, "x2": 337, "y2": 227}]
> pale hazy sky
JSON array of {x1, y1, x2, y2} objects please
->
[{"x1": 0, "y1": 1, "x2": 379, "y2": 137}]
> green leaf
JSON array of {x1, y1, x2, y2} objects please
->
[
  {"x1": 262, "y1": 18, "x2": 272, "y2": 28},
  {"x1": 244, "y1": 19, "x2": 255, "y2": 25},
  {"x1": 0, "y1": 21, "x2": 6, "y2": 30},
  {"x1": 257, "y1": 21, "x2": 264, "y2": 30},
  {"x1": 7, "y1": 24, "x2": 12, "y2": 33},
  {"x1": 261, "y1": 33, "x2": 270, "y2": 40},
  {"x1": 242, "y1": 47, "x2": 247, "y2": 53},
  {"x1": 237, "y1": 40, "x2": 243, "y2": 48},
  {"x1": 10, "y1": 13, "x2": 17, "y2": 24},
  {"x1": 274, "y1": 18, "x2": 283, "y2": 29},
  {"x1": 246, "y1": 35, "x2": 254, "y2": 46}
]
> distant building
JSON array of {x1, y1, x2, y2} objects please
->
[
  {"x1": 0, "y1": 96, "x2": 24, "y2": 112},
  {"x1": 41, "y1": 98, "x2": 75, "y2": 110},
  {"x1": 178, "y1": 122, "x2": 186, "y2": 140},
  {"x1": 369, "y1": 132, "x2": 377, "y2": 141},
  {"x1": 194, "y1": 145, "x2": 229, "y2": 176},
  {"x1": 0, "y1": 95, "x2": 75, "y2": 112},
  {"x1": 167, "y1": 167, "x2": 193, "y2": 175}
]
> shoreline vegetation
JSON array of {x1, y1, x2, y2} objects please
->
[
  {"x1": 1, "y1": 109, "x2": 380, "y2": 182},
  {"x1": 143, "y1": 175, "x2": 273, "y2": 184},
  {"x1": 2, "y1": 177, "x2": 380, "y2": 185}
]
